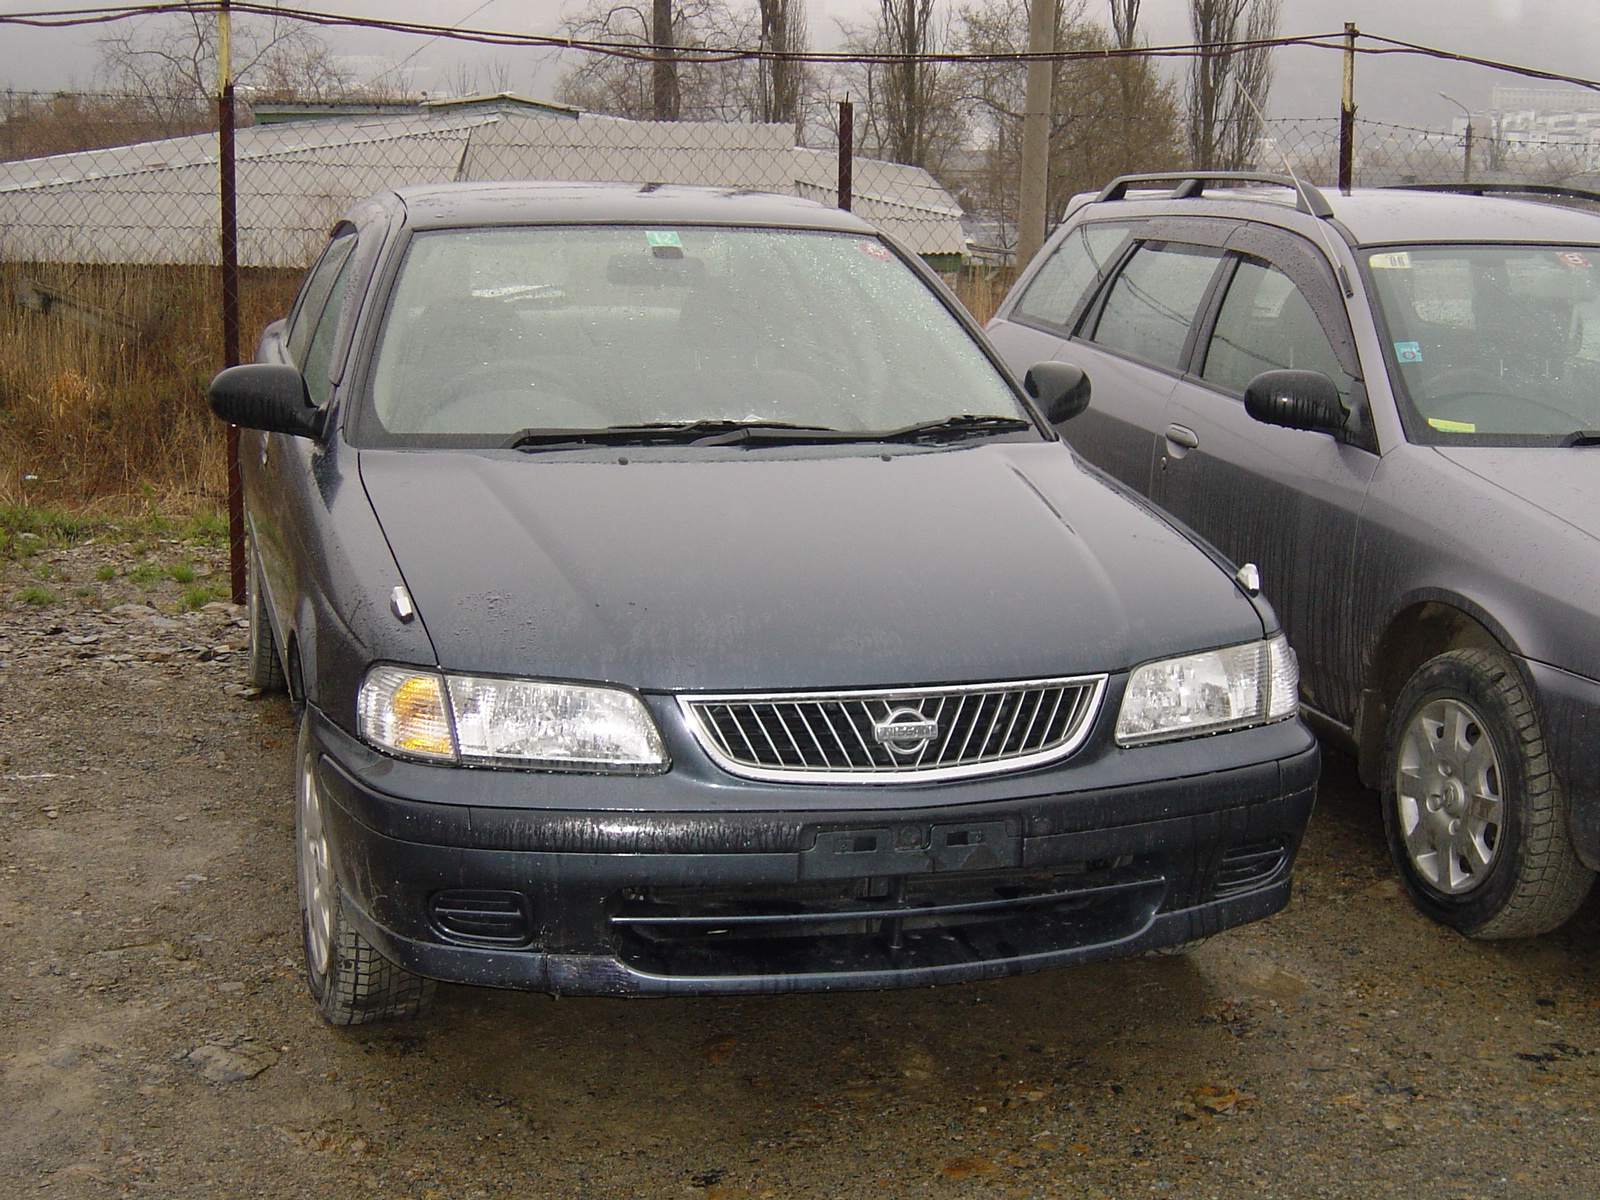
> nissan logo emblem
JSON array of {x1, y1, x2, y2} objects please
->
[{"x1": 873, "y1": 707, "x2": 940, "y2": 755}]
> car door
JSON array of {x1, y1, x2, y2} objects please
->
[{"x1": 1155, "y1": 226, "x2": 1379, "y2": 723}]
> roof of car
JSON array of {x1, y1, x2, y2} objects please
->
[
  {"x1": 1077, "y1": 177, "x2": 1600, "y2": 248},
  {"x1": 389, "y1": 180, "x2": 879, "y2": 234}
]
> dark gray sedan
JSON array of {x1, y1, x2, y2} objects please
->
[
  {"x1": 211, "y1": 182, "x2": 1314, "y2": 1025},
  {"x1": 987, "y1": 174, "x2": 1600, "y2": 941}
]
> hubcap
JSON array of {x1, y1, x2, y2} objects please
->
[
  {"x1": 1394, "y1": 698, "x2": 1504, "y2": 894},
  {"x1": 297, "y1": 745, "x2": 334, "y2": 977}
]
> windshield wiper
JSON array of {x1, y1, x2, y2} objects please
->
[
  {"x1": 506, "y1": 420, "x2": 843, "y2": 450},
  {"x1": 1560, "y1": 429, "x2": 1600, "y2": 446},
  {"x1": 874, "y1": 414, "x2": 1036, "y2": 444}
]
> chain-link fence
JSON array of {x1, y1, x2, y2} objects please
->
[{"x1": 6, "y1": 51, "x2": 1600, "y2": 513}]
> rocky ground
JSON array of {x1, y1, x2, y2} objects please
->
[{"x1": 3, "y1": 523, "x2": 1600, "y2": 1200}]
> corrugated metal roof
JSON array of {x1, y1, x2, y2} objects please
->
[{"x1": 0, "y1": 107, "x2": 966, "y2": 266}]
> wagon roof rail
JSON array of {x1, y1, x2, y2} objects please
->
[{"x1": 1094, "y1": 171, "x2": 1334, "y2": 220}]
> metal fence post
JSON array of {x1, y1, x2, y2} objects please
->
[
  {"x1": 218, "y1": 0, "x2": 245, "y2": 605},
  {"x1": 837, "y1": 99, "x2": 853, "y2": 212}
]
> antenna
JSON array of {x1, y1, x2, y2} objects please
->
[{"x1": 1235, "y1": 84, "x2": 1355, "y2": 298}]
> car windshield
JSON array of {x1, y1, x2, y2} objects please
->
[
  {"x1": 1366, "y1": 243, "x2": 1600, "y2": 443},
  {"x1": 357, "y1": 224, "x2": 1025, "y2": 445}
]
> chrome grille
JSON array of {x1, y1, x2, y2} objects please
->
[{"x1": 679, "y1": 676, "x2": 1105, "y2": 783}]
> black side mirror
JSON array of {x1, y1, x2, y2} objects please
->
[
  {"x1": 1243, "y1": 369, "x2": 1347, "y2": 433},
  {"x1": 209, "y1": 364, "x2": 323, "y2": 438},
  {"x1": 1024, "y1": 362, "x2": 1092, "y2": 424}
]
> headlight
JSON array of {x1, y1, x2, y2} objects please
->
[
  {"x1": 358, "y1": 666, "x2": 668, "y2": 773},
  {"x1": 1115, "y1": 635, "x2": 1298, "y2": 746}
]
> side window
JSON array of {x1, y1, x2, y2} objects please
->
[
  {"x1": 300, "y1": 247, "x2": 359, "y2": 409},
  {"x1": 285, "y1": 231, "x2": 357, "y2": 364},
  {"x1": 1203, "y1": 257, "x2": 1351, "y2": 396},
  {"x1": 1089, "y1": 241, "x2": 1224, "y2": 372},
  {"x1": 1013, "y1": 222, "x2": 1129, "y2": 328}
]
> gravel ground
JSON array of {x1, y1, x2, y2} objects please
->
[{"x1": 3, "y1": 531, "x2": 1600, "y2": 1200}]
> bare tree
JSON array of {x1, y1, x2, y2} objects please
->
[
  {"x1": 755, "y1": 0, "x2": 808, "y2": 128},
  {"x1": 1109, "y1": 0, "x2": 1139, "y2": 49},
  {"x1": 652, "y1": 0, "x2": 680, "y2": 120},
  {"x1": 556, "y1": 0, "x2": 759, "y2": 122},
  {"x1": 828, "y1": 0, "x2": 965, "y2": 174},
  {"x1": 1186, "y1": 0, "x2": 1279, "y2": 170},
  {"x1": 98, "y1": 10, "x2": 352, "y2": 117}
]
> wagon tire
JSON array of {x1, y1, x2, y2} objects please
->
[{"x1": 1381, "y1": 648, "x2": 1593, "y2": 939}]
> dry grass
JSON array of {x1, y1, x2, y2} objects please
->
[
  {"x1": 0, "y1": 262, "x2": 300, "y2": 508},
  {"x1": 948, "y1": 269, "x2": 1017, "y2": 328}
]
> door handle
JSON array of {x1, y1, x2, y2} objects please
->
[{"x1": 1165, "y1": 423, "x2": 1198, "y2": 451}]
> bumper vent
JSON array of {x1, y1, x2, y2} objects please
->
[
  {"x1": 429, "y1": 889, "x2": 532, "y2": 947},
  {"x1": 679, "y1": 675, "x2": 1105, "y2": 783},
  {"x1": 1213, "y1": 838, "x2": 1290, "y2": 898},
  {"x1": 610, "y1": 859, "x2": 1165, "y2": 979}
]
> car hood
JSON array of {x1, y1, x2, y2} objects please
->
[
  {"x1": 357, "y1": 442, "x2": 1262, "y2": 692},
  {"x1": 1433, "y1": 446, "x2": 1600, "y2": 541}
]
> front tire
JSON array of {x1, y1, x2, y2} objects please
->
[
  {"x1": 1381, "y1": 649, "x2": 1593, "y2": 938},
  {"x1": 296, "y1": 714, "x2": 435, "y2": 1025}
]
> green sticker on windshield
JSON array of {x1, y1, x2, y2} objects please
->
[
  {"x1": 646, "y1": 231, "x2": 683, "y2": 248},
  {"x1": 1428, "y1": 417, "x2": 1476, "y2": 433}
]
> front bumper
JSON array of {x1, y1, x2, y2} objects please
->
[{"x1": 307, "y1": 706, "x2": 1319, "y2": 996}]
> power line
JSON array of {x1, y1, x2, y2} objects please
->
[{"x1": 1, "y1": 5, "x2": 1598, "y2": 96}]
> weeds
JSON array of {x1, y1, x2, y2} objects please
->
[
  {"x1": 169, "y1": 562, "x2": 196, "y2": 585},
  {"x1": 182, "y1": 585, "x2": 219, "y2": 610},
  {"x1": 128, "y1": 562, "x2": 162, "y2": 585},
  {"x1": 95, "y1": 565, "x2": 115, "y2": 582},
  {"x1": 17, "y1": 585, "x2": 55, "y2": 606}
]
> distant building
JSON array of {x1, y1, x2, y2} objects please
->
[{"x1": 0, "y1": 96, "x2": 965, "y2": 268}]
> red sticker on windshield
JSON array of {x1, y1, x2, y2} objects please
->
[
  {"x1": 860, "y1": 242, "x2": 892, "y2": 260},
  {"x1": 1560, "y1": 252, "x2": 1591, "y2": 267}
]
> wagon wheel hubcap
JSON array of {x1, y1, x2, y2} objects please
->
[
  {"x1": 1394, "y1": 698, "x2": 1504, "y2": 894},
  {"x1": 297, "y1": 748, "x2": 334, "y2": 977}
]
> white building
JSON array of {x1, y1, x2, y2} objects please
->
[{"x1": 0, "y1": 96, "x2": 966, "y2": 268}]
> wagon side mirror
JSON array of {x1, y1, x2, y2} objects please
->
[
  {"x1": 1243, "y1": 369, "x2": 1347, "y2": 433},
  {"x1": 1024, "y1": 362, "x2": 1092, "y2": 425},
  {"x1": 209, "y1": 364, "x2": 324, "y2": 439}
]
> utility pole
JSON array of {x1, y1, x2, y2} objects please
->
[
  {"x1": 1016, "y1": 0, "x2": 1056, "y2": 270},
  {"x1": 1338, "y1": 22, "x2": 1356, "y2": 193}
]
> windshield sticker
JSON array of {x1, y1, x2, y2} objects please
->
[
  {"x1": 645, "y1": 231, "x2": 683, "y2": 248},
  {"x1": 1428, "y1": 417, "x2": 1477, "y2": 433},
  {"x1": 1394, "y1": 341, "x2": 1424, "y2": 363},
  {"x1": 860, "y1": 242, "x2": 893, "y2": 260},
  {"x1": 1370, "y1": 251, "x2": 1412, "y2": 270},
  {"x1": 1560, "y1": 252, "x2": 1592, "y2": 268}
]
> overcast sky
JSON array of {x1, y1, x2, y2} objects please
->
[{"x1": 0, "y1": 0, "x2": 1595, "y2": 128}]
